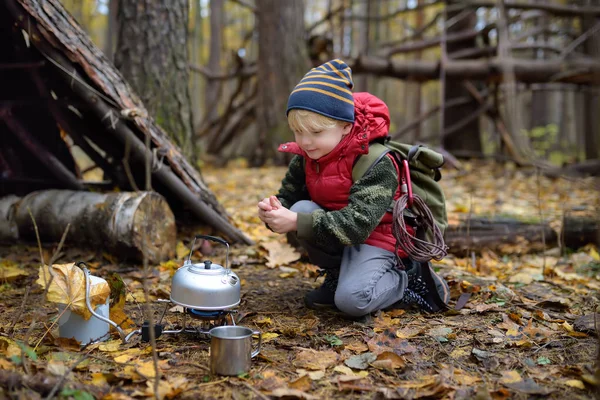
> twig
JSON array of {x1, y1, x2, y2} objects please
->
[
  {"x1": 560, "y1": 20, "x2": 600, "y2": 60},
  {"x1": 8, "y1": 286, "x2": 30, "y2": 338},
  {"x1": 231, "y1": 380, "x2": 270, "y2": 400},
  {"x1": 536, "y1": 167, "x2": 547, "y2": 275},
  {"x1": 142, "y1": 99, "x2": 160, "y2": 400}
]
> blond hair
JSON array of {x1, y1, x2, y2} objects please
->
[{"x1": 288, "y1": 109, "x2": 345, "y2": 133}]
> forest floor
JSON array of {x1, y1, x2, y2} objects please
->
[{"x1": 1, "y1": 160, "x2": 599, "y2": 399}]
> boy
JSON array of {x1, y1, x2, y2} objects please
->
[{"x1": 257, "y1": 59, "x2": 449, "y2": 317}]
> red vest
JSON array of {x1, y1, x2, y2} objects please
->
[{"x1": 280, "y1": 93, "x2": 413, "y2": 256}]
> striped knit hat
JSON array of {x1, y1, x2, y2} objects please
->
[{"x1": 286, "y1": 59, "x2": 355, "y2": 123}]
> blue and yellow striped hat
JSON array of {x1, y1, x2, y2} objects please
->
[{"x1": 286, "y1": 59, "x2": 355, "y2": 123}]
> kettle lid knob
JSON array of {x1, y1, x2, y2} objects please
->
[{"x1": 204, "y1": 260, "x2": 212, "y2": 270}]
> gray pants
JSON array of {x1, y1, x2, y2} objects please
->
[{"x1": 291, "y1": 200, "x2": 408, "y2": 317}]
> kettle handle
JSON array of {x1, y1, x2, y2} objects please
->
[{"x1": 188, "y1": 235, "x2": 230, "y2": 272}]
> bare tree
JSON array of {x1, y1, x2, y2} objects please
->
[
  {"x1": 442, "y1": 4, "x2": 482, "y2": 153},
  {"x1": 114, "y1": 0, "x2": 195, "y2": 162},
  {"x1": 254, "y1": 0, "x2": 309, "y2": 166},
  {"x1": 104, "y1": 0, "x2": 119, "y2": 62},
  {"x1": 205, "y1": 0, "x2": 224, "y2": 122},
  {"x1": 582, "y1": 0, "x2": 600, "y2": 160}
]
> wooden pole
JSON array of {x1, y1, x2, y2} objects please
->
[{"x1": 0, "y1": 108, "x2": 84, "y2": 191}]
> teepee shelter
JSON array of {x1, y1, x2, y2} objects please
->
[{"x1": 0, "y1": 0, "x2": 252, "y2": 260}]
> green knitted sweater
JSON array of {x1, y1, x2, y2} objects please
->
[{"x1": 276, "y1": 155, "x2": 398, "y2": 249}]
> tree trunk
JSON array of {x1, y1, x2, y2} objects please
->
[
  {"x1": 205, "y1": 0, "x2": 224, "y2": 123},
  {"x1": 3, "y1": 190, "x2": 176, "y2": 262},
  {"x1": 114, "y1": 0, "x2": 195, "y2": 162},
  {"x1": 104, "y1": 0, "x2": 118, "y2": 62},
  {"x1": 582, "y1": 7, "x2": 600, "y2": 160},
  {"x1": 442, "y1": 3, "x2": 482, "y2": 153},
  {"x1": 354, "y1": 0, "x2": 371, "y2": 92},
  {"x1": 254, "y1": 0, "x2": 309, "y2": 166}
]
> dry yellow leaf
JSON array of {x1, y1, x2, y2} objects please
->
[
  {"x1": 98, "y1": 340, "x2": 122, "y2": 352},
  {"x1": 261, "y1": 240, "x2": 301, "y2": 268},
  {"x1": 449, "y1": 347, "x2": 470, "y2": 359},
  {"x1": 0, "y1": 337, "x2": 22, "y2": 358},
  {"x1": 176, "y1": 241, "x2": 190, "y2": 260},
  {"x1": 255, "y1": 317, "x2": 272, "y2": 325},
  {"x1": 90, "y1": 372, "x2": 109, "y2": 387},
  {"x1": 37, "y1": 263, "x2": 110, "y2": 320},
  {"x1": 564, "y1": 379, "x2": 585, "y2": 389},
  {"x1": 136, "y1": 360, "x2": 158, "y2": 379},
  {"x1": 589, "y1": 246, "x2": 599, "y2": 261},
  {"x1": 293, "y1": 349, "x2": 338, "y2": 370},
  {"x1": 0, "y1": 260, "x2": 28, "y2": 281},
  {"x1": 500, "y1": 370, "x2": 522, "y2": 384},
  {"x1": 453, "y1": 369, "x2": 481, "y2": 386},
  {"x1": 261, "y1": 332, "x2": 279, "y2": 342}
]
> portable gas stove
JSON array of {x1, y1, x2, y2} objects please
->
[
  {"x1": 131, "y1": 299, "x2": 238, "y2": 342},
  {"x1": 81, "y1": 235, "x2": 242, "y2": 344}
]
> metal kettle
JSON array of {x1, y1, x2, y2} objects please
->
[{"x1": 170, "y1": 235, "x2": 241, "y2": 310}]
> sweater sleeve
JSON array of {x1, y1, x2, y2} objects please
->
[
  {"x1": 275, "y1": 155, "x2": 310, "y2": 209},
  {"x1": 296, "y1": 155, "x2": 398, "y2": 247}
]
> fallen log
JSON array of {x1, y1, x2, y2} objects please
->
[
  {"x1": 445, "y1": 216, "x2": 558, "y2": 255},
  {"x1": 0, "y1": 194, "x2": 19, "y2": 241},
  {"x1": 3, "y1": 190, "x2": 176, "y2": 262},
  {"x1": 562, "y1": 215, "x2": 600, "y2": 250}
]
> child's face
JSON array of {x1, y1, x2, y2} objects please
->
[{"x1": 293, "y1": 123, "x2": 352, "y2": 160}]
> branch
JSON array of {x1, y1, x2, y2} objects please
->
[
  {"x1": 0, "y1": 108, "x2": 84, "y2": 190},
  {"x1": 344, "y1": 0, "x2": 444, "y2": 21},
  {"x1": 349, "y1": 55, "x2": 600, "y2": 84},
  {"x1": 460, "y1": 0, "x2": 600, "y2": 17},
  {"x1": 560, "y1": 20, "x2": 600, "y2": 60}
]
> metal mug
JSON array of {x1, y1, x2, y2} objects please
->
[{"x1": 208, "y1": 326, "x2": 261, "y2": 376}]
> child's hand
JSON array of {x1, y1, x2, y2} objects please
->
[
  {"x1": 257, "y1": 197, "x2": 274, "y2": 223},
  {"x1": 259, "y1": 196, "x2": 297, "y2": 234}
]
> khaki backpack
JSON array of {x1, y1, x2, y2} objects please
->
[{"x1": 352, "y1": 140, "x2": 448, "y2": 235}]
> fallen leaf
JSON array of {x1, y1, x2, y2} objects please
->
[
  {"x1": 98, "y1": 340, "x2": 121, "y2": 352},
  {"x1": 453, "y1": 369, "x2": 481, "y2": 386},
  {"x1": 345, "y1": 341, "x2": 369, "y2": 353},
  {"x1": 271, "y1": 388, "x2": 318, "y2": 400},
  {"x1": 427, "y1": 327, "x2": 453, "y2": 342},
  {"x1": 46, "y1": 360, "x2": 67, "y2": 376},
  {"x1": 176, "y1": 241, "x2": 190, "y2": 260},
  {"x1": 367, "y1": 328, "x2": 417, "y2": 355},
  {"x1": 472, "y1": 348, "x2": 492, "y2": 361},
  {"x1": 261, "y1": 240, "x2": 301, "y2": 268},
  {"x1": 293, "y1": 349, "x2": 338, "y2": 370},
  {"x1": 261, "y1": 332, "x2": 279, "y2": 343},
  {"x1": 0, "y1": 260, "x2": 27, "y2": 281},
  {"x1": 564, "y1": 379, "x2": 585, "y2": 389},
  {"x1": 289, "y1": 375, "x2": 312, "y2": 391},
  {"x1": 503, "y1": 378, "x2": 553, "y2": 395},
  {"x1": 500, "y1": 370, "x2": 522, "y2": 384},
  {"x1": 37, "y1": 263, "x2": 110, "y2": 320},
  {"x1": 344, "y1": 352, "x2": 376, "y2": 370},
  {"x1": 371, "y1": 351, "x2": 405, "y2": 370}
]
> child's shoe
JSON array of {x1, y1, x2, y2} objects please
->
[
  {"x1": 304, "y1": 268, "x2": 339, "y2": 309},
  {"x1": 401, "y1": 261, "x2": 449, "y2": 313}
]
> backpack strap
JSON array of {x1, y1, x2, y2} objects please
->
[{"x1": 352, "y1": 142, "x2": 391, "y2": 182}]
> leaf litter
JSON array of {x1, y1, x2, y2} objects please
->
[{"x1": 0, "y1": 160, "x2": 598, "y2": 399}]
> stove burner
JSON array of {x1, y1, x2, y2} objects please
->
[{"x1": 186, "y1": 308, "x2": 227, "y2": 320}]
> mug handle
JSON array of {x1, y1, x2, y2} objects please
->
[{"x1": 251, "y1": 331, "x2": 262, "y2": 358}]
